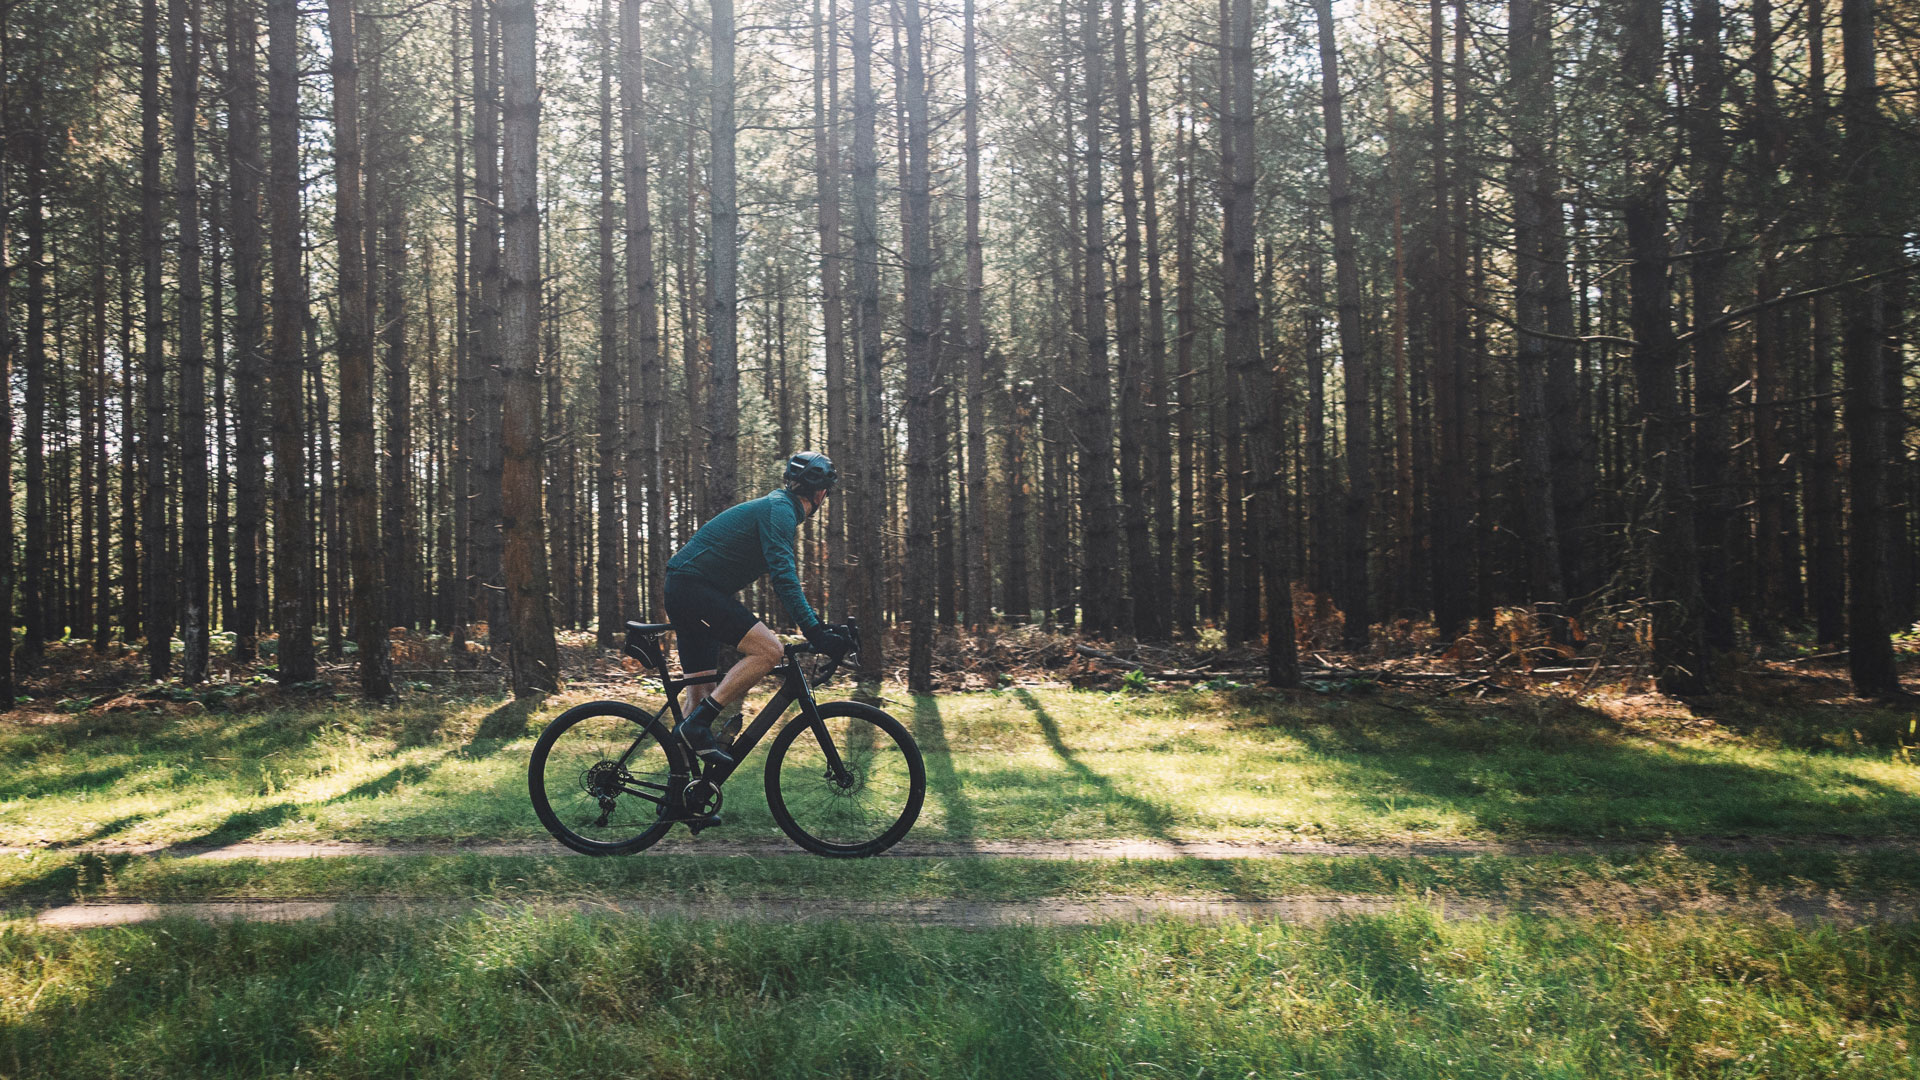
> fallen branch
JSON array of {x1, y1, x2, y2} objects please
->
[{"x1": 1075, "y1": 645, "x2": 1142, "y2": 670}]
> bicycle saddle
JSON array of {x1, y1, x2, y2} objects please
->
[{"x1": 624, "y1": 621, "x2": 670, "y2": 634}]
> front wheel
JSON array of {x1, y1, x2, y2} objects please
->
[
  {"x1": 530, "y1": 701, "x2": 689, "y2": 855},
  {"x1": 765, "y1": 701, "x2": 925, "y2": 857}
]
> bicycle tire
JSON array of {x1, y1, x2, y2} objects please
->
[
  {"x1": 764, "y1": 700, "x2": 925, "y2": 858},
  {"x1": 529, "y1": 700, "x2": 689, "y2": 855}
]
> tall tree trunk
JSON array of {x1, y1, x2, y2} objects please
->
[
  {"x1": 1688, "y1": 0, "x2": 1734, "y2": 653},
  {"x1": 1303, "y1": 222, "x2": 1329, "y2": 602},
  {"x1": 815, "y1": 0, "x2": 850, "y2": 622},
  {"x1": 1507, "y1": 0, "x2": 1566, "y2": 623},
  {"x1": 328, "y1": 0, "x2": 392, "y2": 698},
  {"x1": 705, "y1": 0, "x2": 739, "y2": 514},
  {"x1": 1237, "y1": 0, "x2": 1296, "y2": 683},
  {"x1": 449, "y1": 0, "x2": 471, "y2": 650},
  {"x1": 172, "y1": 0, "x2": 211, "y2": 681},
  {"x1": 18, "y1": 110, "x2": 42, "y2": 667},
  {"x1": 1313, "y1": 0, "x2": 1371, "y2": 651},
  {"x1": 380, "y1": 193, "x2": 412, "y2": 630},
  {"x1": 1173, "y1": 99, "x2": 1196, "y2": 635},
  {"x1": 139, "y1": 0, "x2": 173, "y2": 677},
  {"x1": 120, "y1": 225, "x2": 141, "y2": 644},
  {"x1": 621, "y1": 0, "x2": 664, "y2": 624},
  {"x1": 1079, "y1": 0, "x2": 1119, "y2": 635},
  {"x1": 1003, "y1": 361, "x2": 1030, "y2": 621},
  {"x1": 1135, "y1": 0, "x2": 1174, "y2": 637},
  {"x1": 1839, "y1": 0, "x2": 1897, "y2": 694},
  {"x1": 1426, "y1": 0, "x2": 1468, "y2": 640},
  {"x1": 474, "y1": 0, "x2": 507, "y2": 649},
  {"x1": 501, "y1": 0, "x2": 559, "y2": 694},
  {"x1": 1802, "y1": 0, "x2": 1845, "y2": 647},
  {"x1": 1750, "y1": 0, "x2": 1797, "y2": 633},
  {"x1": 596, "y1": 0, "x2": 622, "y2": 645},
  {"x1": 961, "y1": 0, "x2": 989, "y2": 631},
  {"x1": 267, "y1": 0, "x2": 315, "y2": 682},
  {"x1": 851, "y1": 0, "x2": 885, "y2": 681},
  {"x1": 229, "y1": 0, "x2": 267, "y2": 661},
  {"x1": 93, "y1": 213, "x2": 112, "y2": 650},
  {"x1": 1624, "y1": 0, "x2": 1706, "y2": 694},
  {"x1": 1110, "y1": 0, "x2": 1156, "y2": 640},
  {"x1": 901, "y1": 0, "x2": 935, "y2": 691},
  {"x1": 0, "y1": 10, "x2": 13, "y2": 703}
]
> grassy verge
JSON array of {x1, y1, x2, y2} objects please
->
[
  {"x1": 4, "y1": 685, "x2": 1917, "y2": 849},
  {"x1": 4, "y1": 848, "x2": 1918, "y2": 910},
  {"x1": 3, "y1": 907, "x2": 1916, "y2": 1078}
]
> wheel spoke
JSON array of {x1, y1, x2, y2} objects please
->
[
  {"x1": 530, "y1": 704, "x2": 682, "y2": 854},
  {"x1": 769, "y1": 707, "x2": 924, "y2": 855}
]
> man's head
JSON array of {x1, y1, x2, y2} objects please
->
[{"x1": 783, "y1": 451, "x2": 836, "y2": 518}]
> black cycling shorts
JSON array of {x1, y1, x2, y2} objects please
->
[{"x1": 663, "y1": 574, "x2": 763, "y2": 674}]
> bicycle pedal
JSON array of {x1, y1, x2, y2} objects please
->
[{"x1": 684, "y1": 813, "x2": 724, "y2": 835}]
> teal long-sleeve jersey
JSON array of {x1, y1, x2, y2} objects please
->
[{"x1": 663, "y1": 489, "x2": 821, "y2": 629}]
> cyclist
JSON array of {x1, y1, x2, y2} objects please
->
[{"x1": 664, "y1": 451, "x2": 852, "y2": 768}]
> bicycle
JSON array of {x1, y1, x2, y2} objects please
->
[{"x1": 528, "y1": 618, "x2": 926, "y2": 858}]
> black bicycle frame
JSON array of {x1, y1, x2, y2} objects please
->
[{"x1": 635, "y1": 646, "x2": 855, "y2": 792}]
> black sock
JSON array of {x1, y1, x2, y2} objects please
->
[{"x1": 682, "y1": 697, "x2": 722, "y2": 730}]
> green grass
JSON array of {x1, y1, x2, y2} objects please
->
[
  {"x1": 3, "y1": 848, "x2": 1918, "y2": 910},
  {"x1": 3, "y1": 908, "x2": 1917, "y2": 1078},
  {"x1": 3, "y1": 685, "x2": 1917, "y2": 849}
]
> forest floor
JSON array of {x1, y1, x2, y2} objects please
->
[{"x1": 5, "y1": 638, "x2": 1918, "y2": 1075}]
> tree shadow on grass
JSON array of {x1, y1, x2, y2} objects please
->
[
  {"x1": 1011, "y1": 690, "x2": 1184, "y2": 841},
  {"x1": 1266, "y1": 691, "x2": 1920, "y2": 841},
  {"x1": 911, "y1": 696, "x2": 975, "y2": 841},
  {"x1": 461, "y1": 698, "x2": 542, "y2": 758}
]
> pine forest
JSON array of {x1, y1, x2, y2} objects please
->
[{"x1": 1, "y1": 0, "x2": 1917, "y2": 702}]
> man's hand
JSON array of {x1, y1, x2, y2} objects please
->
[{"x1": 804, "y1": 622, "x2": 854, "y2": 658}]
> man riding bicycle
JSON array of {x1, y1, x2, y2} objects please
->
[{"x1": 665, "y1": 451, "x2": 852, "y2": 769}]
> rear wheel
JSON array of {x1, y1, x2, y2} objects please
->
[
  {"x1": 765, "y1": 701, "x2": 925, "y2": 857},
  {"x1": 529, "y1": 701, "x2": 688, "y2": 855}
]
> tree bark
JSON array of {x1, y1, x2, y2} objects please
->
[
  {"x1": 1688, "y1": 0, "x2": 1734, "y2": 653},
  {"x1": 139, "y1": 0, "x2": 172, "y2": 678},
  {"x1": 328, "y1": 0, "x2": 392, "y2": 698},
  {"x1": 0, "y1": 8, "x2": 13, "y2": 703},
  {"x1": 1239, "y1": 0, "x2": 1296, "y2": 683},
  {"x1": 1079, "y1": 0, "x2": 1119, "y2": 636},
  {"x1": 268, "y1": 0, "x2": 315, "y2": 682},
  {"x1": 1426, "y1": 0, "x2": 1468, "y2": 640},
  {"x1": 500, "y1": 0, "x2": 559, "y2": 695},
  {"x1": 1110, "y1": 0, "x2": 1156, "y2": 641},
  {"x1": 1839, "y1": 0, "x2": 1897, "y2": 694},
  {"x1": 596, "y1": 0, "x2": 623, "y2": 645},
  {"x1": 1507, "y1": 0, "x2": 1566, "y2": 624},
  {"x1": 851, "y1": 0, "x2": 885, "y2": 681},
  {"x1": 228, "y1": 0, "x2": 267, "y2": 662},
  {"x1": 962, "y1": 0, "x2": 989, "y2": 631},
  {"x1": 473, "y1": 0, "x2": 507, "y2": 648},
  {"x1": 621, "y1": 0, "x2": 665, "y2": 624},
  {"x1": 1135, "y1": 0, "x2": 1173, "y2": 638},
  {"x1": 1313, "y1": 0, "x2": 1371, "y2": 651},
  {"x1": 705, "y1": 0, "x2": 739, "y2": 514},
  {"x1": 815, "y1": 0, "x2": 850, "y2": 623},
  {"x1": 1623, "y1": 0, "x2": 1707, "y2": 694},
  {"x1": 901, "y1": 0, "x2": 935, "y2": 691},
  {"x1": 171, "y1": 0, "x2": 210, "y2": 681}
]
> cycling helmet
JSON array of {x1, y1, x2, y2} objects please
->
[{"x1": 783, "y1": 451, "x2": 837, "y2": 493}]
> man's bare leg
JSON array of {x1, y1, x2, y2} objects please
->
[
  {"x1": 708, "y1": 623, "x2": 784, "y2": 706},
  {"x1": 675, "y1": 623, "x2": 783, "y2": 762},
  {"x1": 682, "y1": 671, "x2": 718, "y2": 712}
]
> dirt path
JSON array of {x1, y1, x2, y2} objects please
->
[
  {"x1": 9, "y1": 835, "x2": 1919, "y2": 861},
  {"x1": 30, "y1": 891, "x2": 1919, "y2": 930}
]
